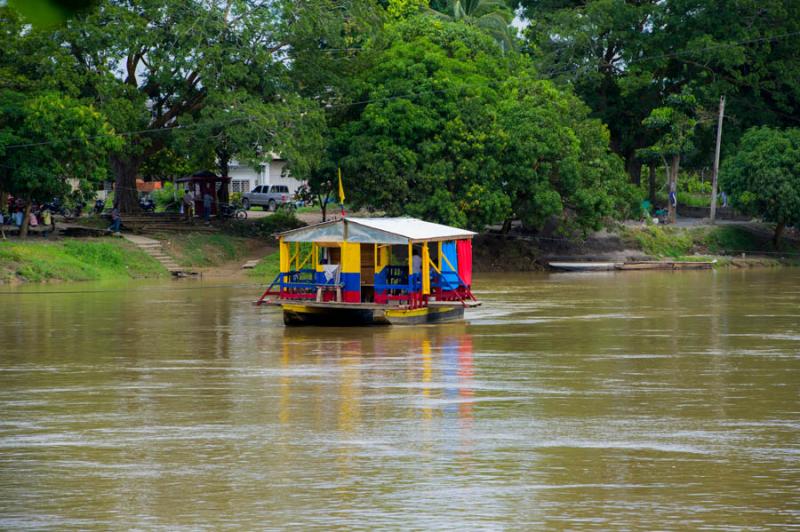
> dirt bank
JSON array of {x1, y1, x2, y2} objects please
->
[
  {"x1": 473, "y1": 222, "x2": 800, "y2": 272},
  {"x1": 473, "y1": 231, "x2": 649, "y2": 272}
]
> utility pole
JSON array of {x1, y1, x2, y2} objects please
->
[{"x1": 710, "y1": 95, "x2": 725, "y2": 224}]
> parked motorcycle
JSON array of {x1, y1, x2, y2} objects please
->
[
  {"x1": 218, "y1": 202, "x2": 247, "y2": 220},
  {"x1": 43, "y1": 198, "x2": 73, "y2": 218},
  {"x1": 73, "y1": 200, "x2": 85, "y2": 218},
  {"x1": 139, "y1": 196, "x2": 156, "y2": 213}
]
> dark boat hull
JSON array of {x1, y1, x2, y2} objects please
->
[{"x1": 281, "y1": 303, "x2": 465, "y2": 326}]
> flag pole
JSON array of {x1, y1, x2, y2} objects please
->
[{"x1": 338, "y1": 167, "x2": 346, "y2": 217}]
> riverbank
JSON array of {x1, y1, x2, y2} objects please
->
[
  {"x1": 474, "y1": 223, "x2": 800, "y2": 271},
  {"x1": 0, "y1": 239, "x2": 168, "y2": 283},
  {"x1": 0, "y1": 233, "x2": 273, "y2": 284},
  {"x1": 2, "y1": 218, "x2": 798, "y2": 284}
]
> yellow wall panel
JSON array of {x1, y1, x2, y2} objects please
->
[
  {"x1": 279, "y1": 239, "x2": 290, "y2": 273},
  {"x1": 341, "y1": 242, "x2": 361, "y2": 273}
]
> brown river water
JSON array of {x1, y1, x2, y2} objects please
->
[{"x1": 1, "y1": 269, "x2": 799, "y2": 529}]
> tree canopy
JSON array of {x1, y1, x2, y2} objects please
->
[
  {"x1": 40, "y1": 0, "x2": 371, "y2": 212},
  {"x1": 721, "y1": 126, "x2": 800, "y2": 244},
  {"x1": 332, "y1": 16, "x2": 633, "y2": 231},
  {"x1": 3, "y1": 0, "x2": 798, "y2": 236},
  {"x1": 428, "y1": 0, "x2": 517, "y2": 51},
  {"x1": 0, "y1": 7, "x2": 120, "y2": 235},
  {"x1": 519, "y1": 0, "x2": 800, "y2": 181}
]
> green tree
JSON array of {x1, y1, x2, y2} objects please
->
[
  {"x1": 497, "y1": 74, "x2": 633, "y2": 232},
  {"x1": 640, "y1": 90, "x2": 699, "y2": 224},
  {"x1": 175, "y1": 91, "x2": 325, "y2": 199},
  {"x1": 53, "y1": 0, "x2": 364, "y2": 212},
  {"x1": 334, "y1": 16, "x2": 631, "y2": 231},
  {"x1": 386, "y1": 0, "x2": 429, "y2": 18},
  {"x1": 334, "y1": 17, "x2": 515, "y2": 228},
  {"x1": 520, "y1": 0, "x2": 663, "y2": 182},
  {"x1": 53, "y1": 0, "x2": 289, "y2": 212},
  {"x1": 721, "y1": 126, "x2": 800, "y2": 245},
  {"x1": 0, "y1": 92, "x2": 120, "y2": 236},
  {"x1": 1, "y1": 7, "x2": 119, "y2": 235},
  {"x1": 519, "y1": 0, "x2": 800, "y2": 182},
  {"x1": 428, "y1": 0, "x2": 516, "y2": 51}
]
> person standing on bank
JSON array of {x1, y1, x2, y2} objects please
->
[
  {"x1": 183, "y1": 187, "x2": 195, "y2": 222},
  {"x1": 109, "y1": 207, "x2": 121, "y2": 233},
  {"x1": 40, "y1": 207, "x2": 52, "y2": 238},
  {"x1": 203, "y1": 191, "x2": 213, "y2": 224}
]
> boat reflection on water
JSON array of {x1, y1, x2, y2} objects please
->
[{"x1": 277, "y1": 324, "x2": 476, "y2": 451}]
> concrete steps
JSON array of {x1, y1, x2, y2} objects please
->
[{"x1": 123, "y1": 235, "x2": 193, "y2": 275}]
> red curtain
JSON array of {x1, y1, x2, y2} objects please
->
[{"x1": 456, "y1": 240, "x2": 472, "y2": 287}]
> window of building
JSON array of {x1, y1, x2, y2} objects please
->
[{"x1": 232, "y1": 180, "x2": 249, "y2": 193}]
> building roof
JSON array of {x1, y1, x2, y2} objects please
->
[{"x1": 279, "y1": 217, "x2": 476, "y2": 244}]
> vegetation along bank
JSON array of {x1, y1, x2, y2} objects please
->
[{"x1": 0, "y1": 239, "x2": 167, "y2": 283}]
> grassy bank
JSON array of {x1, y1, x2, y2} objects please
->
[
  {"x1": 0, "y1": 239, "x2": 167, "y2": 283},
  {"x1": 247, "y1": 251, "x2": 280, "y2": 281},
  {"x1": 156, "y1": 233, "x2": 260, "y2": 268},
  {"x1": 622, "y1": 225, "x2": 800, "y2": 262}
]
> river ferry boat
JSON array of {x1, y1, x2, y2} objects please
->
[{"x1": 256, "y1": 217, "x2": 480, "y2": 325}]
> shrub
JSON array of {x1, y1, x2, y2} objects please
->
[
  {"x1": 704, "y1": 226, "x2": 766, "y2": 254},
  {"x1": 151, "y1": 182, "x2": 181, "y2": 212},
  {"x1": 632, "y1": 226, "x2": 693, "y2": 257},
  {"x1": 677, "y1": 192, "x2": 710, "y2": 207},
  {"x1": 225, "y1": 211, "x2": 306, "y2": 240},
  {"x1": 680, "y1": 171, "x2": 712, "y2": 194}
]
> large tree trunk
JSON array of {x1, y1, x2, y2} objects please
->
[
  {"x1": 19, "y1": 198, "x2": 32, "y2": 238},
  {"x1": 648, "y1": 163, "x2": 657, "y2": 204},
  {"x1": 668, "y1": 154, "x2": 680, "y2": 224},
  {"x1": 626, "y1": 157, "x2": 642, "y2": 186},
  {"x1": 773, "y1": 221, "x2": 785, "y2": 248},
  {"x1": 217, "y1": 154, "x2": 230, "y2": 204},
  {"x1": 111, "y1": 155, "x2": 142, "y2": 214},
  {"x1": 318, "y1": 194, "x2": 327, "y2": 222}
]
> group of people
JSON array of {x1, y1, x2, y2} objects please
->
[
  {"x1": 181, "y1": 188, "x2": 215, "y2": 223},
  {"x1": 1, "y1": 199, "x2": 54, "y2": 236}
]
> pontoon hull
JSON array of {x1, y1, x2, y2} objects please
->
[{"x1": 281, "y1": 304, "x2": 464, "y2": 326}]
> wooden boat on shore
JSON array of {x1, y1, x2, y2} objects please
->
[
  {"x1": 614, "y1": 260, "x2": 716, "y2": 270},
  {"x1": 548, "y1": 261, "x2": 619, "y2": 271},
  {"x1": 256, "y1": 217, "x2": 480, "y2": 326},
  {"x1": 549, "y1": 260, "x2": 716, "y2": 272}
]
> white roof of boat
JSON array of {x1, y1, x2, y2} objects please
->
[
  {"x1": 347, "y1": 217, "x2": 475, "y2": 241},
  {"x1": 279, "y1": 217, "x2": 476, "y2": 244}
]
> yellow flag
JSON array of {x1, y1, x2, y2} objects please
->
[{"x1": 338, "y1": 167, "x2": 345, "y2": 204}]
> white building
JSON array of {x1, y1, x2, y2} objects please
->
[{"x1": 228, "y1": 157, "x2": 305, "y2": 195}]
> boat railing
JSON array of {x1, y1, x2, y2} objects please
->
[
  {"x1": 258, "y1": 263, "x2": 475, "y2": 308},
  {"x1": 431, "y1": 270, "x2": 462, "y2": 290},
  {"x1": 430, "y1": 267, "x2": 476, "y2": 305},
  {"x1": 256, "y1": 271, "x2": 283, "y2": 305},
  {"x1": 280, "y1": 269, "x2": 318, "y2": 290},
  {"x1": 257, "y1": 269, "x2": 345, "y2": 304},
  {"x1": 375, "y1": 267, "x2": 423, "y2": 307}
]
